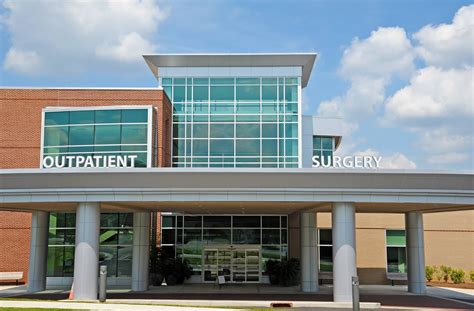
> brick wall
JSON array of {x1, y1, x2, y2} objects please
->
[{"x1": 0, "y1": 88, "x2": 171, "y2": 282}]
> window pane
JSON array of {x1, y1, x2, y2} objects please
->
[
  {"x1": 210, "y1": 124, "x2": 233, "y2": 138},
  {"x1": 118, "y1": 229, "x2": 133, "y2": 245},
  {"x1": 262, "y1": 85, "x2": 277, "y2": 101},
  {"x1": 236, "y1": 86, "x2": 260, "y2": 101},
  {"x1": 210, "y1": 139, "x2": 233, "y2": 157},
  {"x1": 95, "y1": 110, "x2": 121, "y2": 123},
  {"x1": 193, "y1": 140, "x2": 208, "y2": 156},
  {"x1": 232, "y1": 229, "x2": 260, "y2": 244},
  {"x1": 121, "y1": 124, "x2": 147, "y2": 144},
  {"x1": 262, "y1": 139, "x2": 278, "y2": 156},
  {"x1": 193, "y1": 78, "x2": 209, "y2": 85},
  {"x1": 319, "y1": 229, "x2": 332, "y2": 245},
  {"x1": 236, "y1": 103, "x2": 260, "y2": 114},
  {"x1": 101, "y1": 214, "x2": 118, "y2": 227},
  {"x1": 45, "y1": 111, "x2": 69, "y2": 126},
  {"x1": 262, "y1": 216, "x2": 280, "y2": 228},
  {"x1": 184, "y1": 229, "x2": 202, "y2": 244},
  {"x1": 193, "y1": 124, "x2": 208, "y2": 138},
  {"x1": 210, "y1": 86, "x2": 234, "y2": 101},
  {"x1": 233, "y1": 216, "x2": 260, "y2": 228},
  {"x1": 162, "y1": 216, "x2": 175, "y2": 227},
  {"x1": 47, "y1": 246, "x2": 64, "y2": 277},
  {"x1": 184, "y1": 216, "x2": 202, "y2": 228},
  {"x1": 236, "y1": 123, "x2": 259, "y2": 138},
  {"x1": 262, "y1": 124, "x2": 278, "y2": 138},
  {"x1": 285, "y1": 139, "x2": 298, "y2": 157},
  {"x1": 161, "y1": 229, "x2": 176, "y2": 244},
  {"x1": 119, "y1": 213, "x2": 133, "y2": 227},
  {"x1": 44, "y1": 126, "x2": 69, "y2": 146},
  {"x1": 122, "y1": 109, "x2": 147, "y2": 123},
  {"x1": 193, "y1": 86, "x2": 209, "y2": 102},
  {"x1": 203, "y1": 216, "x2": 231, "y2": 228},
  {"x1": 236, "y1": 139, "x2": 260, "y2": 156},
  {"x1": 210, "y1": 103, "x2": 234, "y2": 114},
  {"x1": 387, "y1": 247, "x2": 406, "y2": 273},
  {"x1": 386, "y1": 230, "x2": 406, "y2": 246},
  {"x1": 70, "y1": 111, "x2": 94, "y2": 124},
  {"x1": 173, "y1": 139, "x2": 185, "y2": 157},
  {"x1": 285, "y1": 123, "x2": 298, "y2": 138},
  {"x1": 285, "y1": 85, "x2": 298, "y2": 102},
  {"x1": 320, "y1": 246, "x2": 333, "y2": 271},
  {"x1": 69, "y1": 126, "x2": 93, "y2": 145},
  {"x1": 313, "y1": 136, "x2": 321, "y2": 149},
  {"x1": 117, "y1": 246, "x2": 132, "y2": 276},
  {"x1": 173, "y1": 86, "x2": 185, "y2": 102},
  {"x1": 95, "y1": 125, "x2": 120, "y2": 144},
  {"x1": 100, "y1": 229, "x2": 118, "y2": 245},
  {"x1": 322, "y1": 137, "x2": 333, "y2": 150},
  {"x1": 99, "y1": 246, "x2": 117, "y2": 276},
  {"x1": 262, "y1": 229, "x2": 280, "y2": 244},
  {"x1": 236, "y1": 78, "x2": 259, "y2": 84},
  {"x1": 210, "y1": 78, "x2": 234, "y2": 84},
  {"x1": 63, "y1": 247, "x2": 75, "y2": 276},
  {"x1": 203, "y1": 229, "x2": 231, "y2": 244}
]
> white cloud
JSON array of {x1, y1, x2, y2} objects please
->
[
  {"x1": 384, "y1": 66, "x2": 473, "y2": 124},
  {"x1": 341, "y1": 27, "x2": 415, "y2": 80},
  {"x1": 355, "y1": 148, "x2": 417, "y2": 169},
  {"x1": 414, "y1": 5, "x2": 474, "y2": 68},
  {"x1": 317, "y1": 27, "x2": 414, "y2": 155},
  {"x1": 1, "y1": 0, "x2": 168, "y2": 75}
]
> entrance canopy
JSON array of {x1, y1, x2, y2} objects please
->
[{"x1": 1, "y1": 168, "x2": 473, "y2": 214}]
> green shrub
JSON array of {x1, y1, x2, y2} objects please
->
[
  {"x1": 435, "y1": 266, "x2": 442, "y2": 282},
  {"x1": 470, "y1": 270, "x2": 474, "y2": 282},
  {"x1": 440, "y1": 265, "x2": 452, "y2": 282},
  {"x1": 450, "y1": 269, "x2": 465, "y2": 284},
  {"x1": 425, "y1": 266, "x2": 436, "y2": 282}
]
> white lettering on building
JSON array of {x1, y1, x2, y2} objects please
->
[
  {"x1": 42, "y1": 155, "x2": 139, "y2": 168},
  {"x1": 312, "y1": 155, "x2": 382, "y2": 169}
]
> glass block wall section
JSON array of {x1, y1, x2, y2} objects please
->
[
  {"x1": 163, "y1": 77, "x2": 300, "y2": 168},
  {"x1": 43, "y1": 108, "x2": 150, "y2": 167}
]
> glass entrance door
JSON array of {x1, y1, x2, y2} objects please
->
[{"x1": 203, "y1": 246, "x2": 261, "y2": 283}]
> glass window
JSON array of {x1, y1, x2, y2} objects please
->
[
  {"x1": 386, "y1": 230, "x2": 407, "y2": 273},
  {"x1": 236, "y1": 85, "x2": 260, "y2": 101},
  {"x1": 319, "y1": 229, "x2": 333, "y2": 272},
  {"x1": 262, "y1": 229, "x2": 280, "y2": 244},
  {"x1": 210, "y1": 103, "x2": 234, "y2": 114},
  {"x1": 95, "y1": 125, "x2": 120, "y2": 145},
  {"x1": 233, "y1": 216, "x2": 260, "y2": 228},
  {"x1": 121, "y1": 124, "x2": 147, "y2": 144},
  {"x1": 184, "y1": 229, "x2": 202, "y2": 244},
  {"x1": 173, "y1": 86, "x2": 185, "y2": 102},
  {"x1": 262, "y1": 85, "x2": 277, "y2": 101},
  {"x1": 210, "y1": 78, "x2": 234, "y2": 85},
  {"x1": 69, "y1": 126, "x2": 93, "y2": 145},
  {"x1": 173, "y1": 139, "x2": 185, "y2": 157},
  {"x1": 236, "y1": 78, "x2": 259, "y2": 84},
  {"x1": 161, "y1": 229, "x2": 176, "y2": 244},
  {"x1": 262, "y1": 216, "x2": 280, "y2": 228},
  {"x1": 262, "y1": 139, "x2": 278, "y2": 156},
  {"x1": 70, "y1": 111, "x2": 94, "y2": 124},
  {"x1": 121, "y1": 109, "x2": 147, "y2": 123},
  {"x1": 233, "y1": 229, "x2": 261, "y2": 244},
  {"x1": 203, "y1": 216, "x2": 231, "y2": 228},
  {"x1": 100, "y1": 229, "x2": 118, "y2": 245},
  {"x1": 210, "y1": 86, "x2": 234, "y2": 101},
  {"x1": 193, "y1": 124, "x2": 208, "y2": 138},
  {"x1": 193, "y1": 86, "x2": 209, "y2": 102},
  {"x1": 162, "y1": 215, "x2": 175, "y2": 228},
  {"x1": 45, "y1": 111, "x2": 69, "y2": 126},
  {"x1": 101, "y1": 213, "x2": 119, "y2": 227},
  {"x1": 203, "y1": 229, "x2": 231, "y2": 244},
  {"x1": 193, "y1": 140, "x2": 208, "y2": 156},
  {"x1": 184, "y1": 216, "x2": 202, "y2": 228},
  {"x1": 236, "y1": 123, "x2": 259, "y2": 138},
  {"x1": 95, "y1": 110, "x2": 121, "y2": 123},
  {"x1": 322, "y1": 137, "x2": 333, "y2": 150},
  {"x1": 44, "y1": 126, "x2": 69, "y2": 146},
  {"x1": 236, "y1": 139, "x2": 260, "y2": 157},
  {"x1": 285, "y1": 85, "x2": 298, "y2": 102},
  {"x1": 210, "y1": 124, "x2": 234, "y2": 138},
  {"x1": 262, "y1": 124, "x2": 278, "y2": 138},
  {"x1": 118, "y1": 213, "x2": 133, "y2": 227},
  {"x1": 386, "y1": 230, "x2": 406, "y2": 246},
  {"x1": 210, "y1": 139, "x2": 234, "y2": 157}
]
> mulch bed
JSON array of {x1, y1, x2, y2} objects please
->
[{"x1": 428, "y1": 281, "x2": 474, "y2": 289}]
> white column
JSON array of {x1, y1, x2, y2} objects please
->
[
  {"x1": 406, "y1": 212, "x2": 426, "y2": 294},
  {"x1": 132, "y1": 212, "x2": 150, "y2": 291},
  {"x1": 27, "y1": 211, "x2": 49, "y2": 292},
  {"x1": 332, "y1": 202, "x2": 357, "y2": 302},
  {"x1": 73, "y1": 202, "x2": 100, "y2": 300},
  {"x1": 300, "y1": 212, "x2": 318, "y2": 292}
]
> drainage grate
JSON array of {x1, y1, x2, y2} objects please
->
[{"x1": 270, "y1": 302, "x2": 293, "y2": 308}]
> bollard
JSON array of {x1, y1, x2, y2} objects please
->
[
  {"x1": 352, "y1": 276, "x2": 360, "y2": 311},
  {"x1": 99, "y1": 265, "x2": 107, "y2": 302}
]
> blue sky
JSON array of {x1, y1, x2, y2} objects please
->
[{"x1": 1, "y1": 0, "x2": 472, "y2": 170}]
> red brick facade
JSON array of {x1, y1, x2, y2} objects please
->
[{"x1": 0, "y1": 88, "x2": 172, "y2": 283}]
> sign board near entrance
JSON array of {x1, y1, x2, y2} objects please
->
[{"x1": 42, "y1": 155, "x2": 138, "y2": 169}]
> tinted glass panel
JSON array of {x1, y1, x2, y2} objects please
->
[
  {"x1": 69, "y1": 126, "x2": 93, "y2": 145},
  {"x1": 210, "y1": 86, "x2": 234, "y2": 101},
  {"x1": 95, "y1": 125, "x2": 121, "y2": 144},
  {"x1": 184, "y1": 216, "x2": 202, "y2": 228},
  {"x1": 203, "y1": 216, "x2": 231, "y2": 228},
  {"x1": 232, "y1": 229, "x2": 260, "y2": 244},
  {"x1": 162, "y1": 216, "x2": 175, "y2": 227},
  {"x1": 118, "y1": 213, "x2": 133, "y2": 227},
  {"x1": 236, "y1": 139, "x2": 260, "y2": 156},
  {"x1": 44, "y1": 127, "x2": 69, "y2": 146},
  {"x1": 101, "y1": 214, "x2": 119, "y2": 227},
  {"x1": 319, "y1": 229, "x2": 332, "y2": 245},
  {"x1": 45, "y1": 111, "x2": 69, "y2": 126},
  {"x1": 95, "y1": 110, "x2": 121, "y2": 123},
  {"x1": 320, "y1": 246, "x2": 333, "y2": 271},
  {"x1": 193, "y1": 124, "x2": 208, "y2": 138},
  {"x1": 122, "y1": 109, "x2": 147, "y2": 123},
  {"x1": 121, "y1": 124, "x2": 147, "y2": 144},
  {"x1": 233, "y1": 216, "x2": 260, "y2": 228},
  {"x1": 210, "y1": 139, "x2": 233, "y2": 157},
  {"x1": 210, "y1": 124, "x2": 233, "y2": 138},
  {"x1": 161, "y1": 229, "x2": 176, "y2": 244},
  {"x1": 262, "y1": 216, "x2": 280, "y2": 228},
  {"x1": 203, "y1": 229, "x2": 231, "y2": 244},
  {"x1": 386, "y1": 230, "x2": 406, "y2": 246},
  {"x1": 262, "y1": 229, "x2": 280, "y2": 244},
  {"x1": 70, "y1": 111, "x2": 94, "y2": 124},
  {"x1": 236, "y1": 123, "x2": 259, "y2": 138}
]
